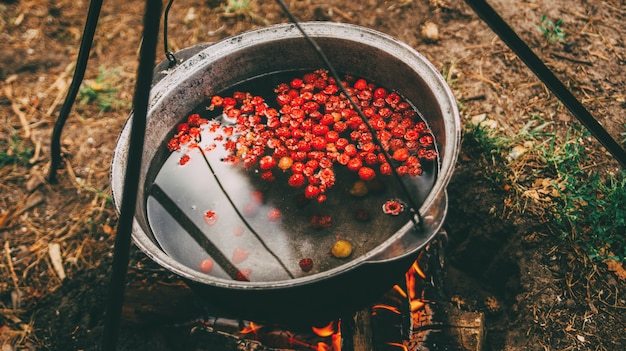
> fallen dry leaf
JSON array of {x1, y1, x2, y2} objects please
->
[
  {"x1": 604, "y1": 259, "x2": 626, "y2": 281},
  {"x1": 102, "y1": 224, "x2": 115, "y2": 236}
]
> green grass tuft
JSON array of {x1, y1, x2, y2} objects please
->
[
  {"x1": 0, "y1": 133, "x2": 33, "y2": 166},
  {"x1": 537, "y1": 14, "x2": 567, "y2": 44},
  {"x1": 464, "y1": 121, "x2": 626, "y2": 262}
]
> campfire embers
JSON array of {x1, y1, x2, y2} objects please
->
[
  {"x1": 184, "y1": 318, "x2": 341, "y2": 350},
  {"x1": 174, "y1": 231, "x2": 455, "y2": 351}
]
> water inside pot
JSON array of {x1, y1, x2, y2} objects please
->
[{"x1": 145, "y1": 70, "x2": 438, "y2": 283}]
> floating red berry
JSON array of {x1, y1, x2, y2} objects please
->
[
  {"x1": 299, "y1": 258, "x2": 314, "y2": 272},
  {"x1": 310, "y1": 215, "x2": 333, "y2": 229},
  {"x1": 168, "y1": 70, "x2": 438, "y2": 204},
  {"x1": 353, "y1": 79, "x2": 368, "y2": 90},
  {"x1": 233, "y1": 226, "x2": 245, "y2": 236},
  {"x1": 358, "y1": 167, "x2": 376, "y2": 181},
  {"x1": 288, "y1": 173, "x2": 306, "y2": 187},
  {"x1": 305, "y1": 184, "x2": 320, "y2": 199},
  {"x1": 259, "y1": 155, "x2": 276, "y2": 170},
  {"x1": 232, "y1": 248, "x2": 250, "y2": 264},
  {"x1": 199, "y1": 258, "x2": 214, "y2": 273},
  {"x1": 204, "y1": 210, "x2": 218, "y2": 225},
  {"x1": 382, "y1": 200, "x2": 405, "y2": 216},
  {"x1": 267, "y1": 208, "x2": 282, "y2": 222},
  {"x1": 235, "y1": 269, "x2": 251, "y2": 281}
]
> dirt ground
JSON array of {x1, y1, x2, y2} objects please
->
[{"x1": 1, "y1": 0, "x2": 625, "y2": 350}]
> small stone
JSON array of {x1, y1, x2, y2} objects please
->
[{"x1": 421, "y1": 21, "x2": 439, "y2": 42}]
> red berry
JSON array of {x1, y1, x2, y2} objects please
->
[
  {"x1": 373, "y1": 87, "x2": 388, "y2": 99},
  {"x1": 233, "y1": 226, "x2": 245, "y2": 236},
  {"x1": 380, "y1": 162, "x2": 392, "y2": 175},
  {"x1": 392, "y1": 148, "x2": 410, "y2": 162},
  {"x1": 204, "y1": 210, "x2": 218, "y2": 226},
  {"x1": 310, "y1": 215, "x2": 332, "y2": 228},
  {"x1": 242, "y1": 202, "x2": 259, "y2": 217},
  {"x1": 199, "y1": 258, "x2": 214, "y2": 273},
  {"x1": 250, "y1": 190, "x2": 264, "y2": 204},
  {"x1": 291, "y1": 162, "x2": 305, "y2": 173},
  {"x1": 358, "y1": 167, "x2": 376, "y2": 181},
  {"x1": 344, "y1": 144, "x2": 357, "y2": 157},
  {"x1": 311, "y1": 136, "x2": 327, "y2": 150},
  {"x1": 290, "y1": 78, "x2": 304, "y2": 89},
  {"x1": 364, "y1": 152, "x2": 379, "y2": 165},
  {"x1": 305, "y1": 184, "x2": 320, "y2": 199},
  {"x1": 267, "y1": 208, "x2": 281, "y2": 222},
  {"x1": 179, "y1": 134, "x2": 191, "y2": 145},
  {"x1": 419, "y1": 134, "x2": 434, "y2": 147},
  {"x1": 259, "y1": 155, "x2": 276, "y2": 170},
  {"x1": 177, "y1": 123, "x2": 190, "y2": 134},
  {"x1": 382, "y1": 200, "x2": 405, "y2": 216},
  {"x1": 336, "y1": 153, "x2": 350, "y2": 165},
  {"x1": 179, "y1": 154, "x2": 190, "y2": 165},
  {"x1": 288, "y1": 173, "x2": 306, "y2": 187},
  {"x1": 335, "y1": 138, "x2": 349, "y2": 150},
  {"x1": 354, "y1": 79, "x2": 368, "y2": 90},
  {"x1": 223, "y1": 97, "x2": 237, "y2": 107},
  {"x1": 347, "y1": 158, "x2": 363, "y2": 171},
  {"x1": 187, "y1": 114, "x2": 201, "y2": 127},
  {"x1": 167, "y1": 137, "x2": 180, "y2": 152},
  {"x1": 232, "y1": 248, "x2": 249, "y2": 264},
  {"x1": 299, "y1": 258, "x2": 313, "y2": 272},
  {"x1": 235, "y1": 269, "x2": 251, "y2": 281},
  {"x1": 260, "y1": 170, "x2": 275, "y2": 182},
  {"x1": 210, "y1": 96, "x2": 223, "y2": 107}
]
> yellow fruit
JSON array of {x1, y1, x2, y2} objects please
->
[{"x1": 331, "y1": 239, "x2": 353, "y2": 258}]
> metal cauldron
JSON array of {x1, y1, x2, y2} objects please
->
[{"x1": 111, "y1": 22, "x2": 460, "y2": 322}]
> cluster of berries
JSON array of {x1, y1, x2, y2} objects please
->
[{"x1": 167, "y1": 70, "x2": 437, "y2": 203}]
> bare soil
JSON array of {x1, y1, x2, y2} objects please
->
[{"x1": 1, "y1": 0, "x2": 625, "y2": 350}]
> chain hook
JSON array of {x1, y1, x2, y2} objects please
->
[{"x1": 163, "y1": 0, "x2": 177, "y2": 68}]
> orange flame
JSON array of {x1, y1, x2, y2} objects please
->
[
  {"x1": 372, "y1": 304, "x2": 401, "y2": 314},
  {"x1": 332, "y1": 321, "x2": 342, "y2": 351},
  {"x1": 317, "y1": 342, "x2": 332, "y2": 351},
  {"x1": 393, "y1": 284, "x2": 407, "y2": 298},
  {"x1": 387, "y1": 342, "x2": 409, "y2": 351},
  {"x1": 410, "y1": 260, "x2": 426, "y2": 279},
  {"x1": 312, "y1": 321, "x2": 335, "y2": 337},
  {"x1": 312, "y1": 321, "x2": 341, "y2": 351},
  {"x1": 410, "y1": 299, "x2": 425, "y2": 312},
  {"x1": 406, "y1": 272, "x2": 417, "y2": 300},
  {"x1": 239, "y1": 321, "x2": 262, "y2": 335}
]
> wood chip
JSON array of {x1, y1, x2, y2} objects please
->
[
  {"x1": 25, "y1": 170, "x2": 45, "y2": 192},
  {"x1": 48, "y1": 243, "x2": 66, "y2": 281}
]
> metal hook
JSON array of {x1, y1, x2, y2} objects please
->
[{"x1": 164, "y1": 0, "x2": 178, "y2": 68}]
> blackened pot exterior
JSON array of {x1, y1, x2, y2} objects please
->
[{"x1": 111, "y1": 22, "x2": 460, "y2": 321}]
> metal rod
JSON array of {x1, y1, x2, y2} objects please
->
[
  {"x1": 464, "y1": 0, "x2": 626, "y2": 169},
  {"x1": 101, "y1": 0, "x2": 162, "y2": 350},
  {"x1": 47, "y1": 0, "x2": 103, "y2": 183}
]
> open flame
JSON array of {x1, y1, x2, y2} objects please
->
[
  {"x1": 312, "y1": 321, "x2": 336, "y2": 337},
  {"x1": 215, "y1": 255, "x2": 430, "y2": 351},
  {"x1": 372, "y1": 304, "x2": 401, "y2": 315},
  {"x1": 387, "y1": 342, "x2": 409, "y2": 351},
  {"x1": 227, "y1": 320, "x2": 342, "y2": 351},
  {"x1": 239, "y1": 321, "x2": 262, "y2": 335},
  {"x1": 312, "y1": 321, "x2": 341, "y2": 351}
]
